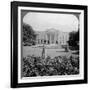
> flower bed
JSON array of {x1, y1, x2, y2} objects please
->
[{"x1": 22, "y1": 55, "x2": 79, "y2": 77}]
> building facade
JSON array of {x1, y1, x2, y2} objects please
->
[{"x1": 35, "y1": 29, "x2": 69, "y2": 45}]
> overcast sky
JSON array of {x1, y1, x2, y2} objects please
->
[{"x1": 23, "y1": 12, "x2": 79, "y2": 32}]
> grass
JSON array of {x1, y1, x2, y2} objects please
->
[{"x1": 23, "y1": 46, "x2": 78, "y2": 58}]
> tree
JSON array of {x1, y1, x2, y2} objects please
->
[
  {"x1": 67, "y1": 30, "x2": 79, "y2": 50},
  {"x1": 23, "y1": 23, "x2": 36, "y2": 46}
]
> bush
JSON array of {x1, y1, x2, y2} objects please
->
[{"x1": 22, "y1": 55, "x2": 79, "y2": 77}]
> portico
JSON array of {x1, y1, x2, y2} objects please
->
[{"x1": 36, "y1": 29, "x2": 69, "y2": 45}]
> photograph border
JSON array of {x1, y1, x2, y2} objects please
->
[{"x1": 11, "y1": 1, "x2": 88, "y2": 88}]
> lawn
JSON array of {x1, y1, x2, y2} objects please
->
[{"x1": 23, "y1": 44, "x2": 78, "y2": 58}]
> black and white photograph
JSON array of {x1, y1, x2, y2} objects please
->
[
  {"x1": 22, "y1": 11, "x2": 80, "y2": 77},
  {"x1": 11, "y1": 1, "x2": 87, "y2": 88}
]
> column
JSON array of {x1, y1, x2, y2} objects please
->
[
  {"x1": 50, "y1": 34, "x2": 52, "y2": 44},
  {"x1": 54, "y1": 33, "x2": 56, "y2": 44}
]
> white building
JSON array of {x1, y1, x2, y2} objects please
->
[{"x1": 35, "y1": 28, "x2": 69, "y2": 45}]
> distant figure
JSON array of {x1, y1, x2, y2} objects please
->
[
  {"x1": 48, "y1": 40, "x2": 50, "y2": 44},
  {"x1": 65, "y1": 46, "x2": 68, "y2": 52},
  {"x1": 56, "y1": 41, "x2": 58, "y2": 44},
  {"x1": 42, "y1": 44, "x2": 45, "y2": 59}
]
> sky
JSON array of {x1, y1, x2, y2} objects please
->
[{"x1": 23, "y1": 12, "x2": 79, "y2": 32}]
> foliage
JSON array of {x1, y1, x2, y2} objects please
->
[
  {"x1": 68, "y1": 30, "x2": 79, "y2": 47},
  {"x1": 23, "y1": 23, "x2": 36, "y2": 46},
  {"x1": 22, "y1": 55, "x2": 79, "y2": 77}
]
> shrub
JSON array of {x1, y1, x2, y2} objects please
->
[{"x1": 22, "y1": 55, "x2": 79, "y2": 77}]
